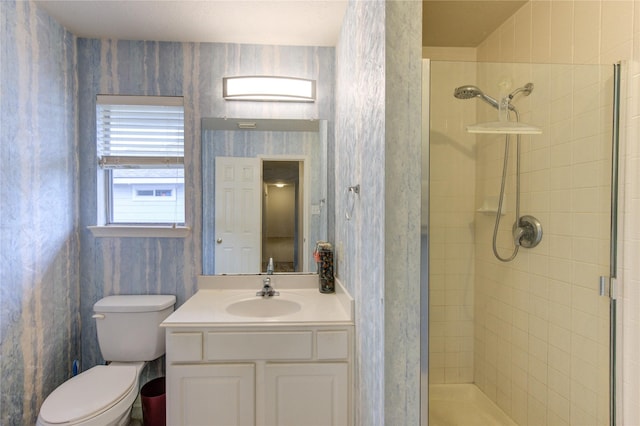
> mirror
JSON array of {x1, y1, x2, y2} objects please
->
[{"x1": 202, "y1": 118, "x2": 327, "y2": 275}]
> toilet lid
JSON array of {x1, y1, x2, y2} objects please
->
[{"x1": 39, "y1": 365, "x2": 137, "y2": 424}]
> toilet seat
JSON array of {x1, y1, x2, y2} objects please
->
[{"x1": 38, "y1": 365, "x2": 137, "y2": 424}]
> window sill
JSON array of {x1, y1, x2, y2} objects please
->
[{"x1": 88, "y1": 225, "x2": 191, "y2": 238}]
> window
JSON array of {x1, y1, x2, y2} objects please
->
[{"x1": 96, "y1": 95, "x2": 185, "y2": 225}]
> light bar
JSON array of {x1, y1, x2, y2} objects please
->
[{"x1": 223, "y1": 76, "x2": 316, "y2": 102}]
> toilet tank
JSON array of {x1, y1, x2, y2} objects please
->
[{"x1": 93, "y1": 295, "x2": 176, "y2": 362}]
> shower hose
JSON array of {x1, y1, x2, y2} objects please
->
[{"x1": 492, "y1": 110, "x2": 521, "y2": 262}]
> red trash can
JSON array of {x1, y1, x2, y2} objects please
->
[{"x1": 141, "y1": 377, "x2": 166, "y2": 426}]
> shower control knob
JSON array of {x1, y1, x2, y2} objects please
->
[{"x1": 513, "y1": 215, "x2": 543, "y2": 248}]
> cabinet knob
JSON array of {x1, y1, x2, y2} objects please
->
[{"x1": 216, "y1": 238, "x2": 223, "y2": 244}]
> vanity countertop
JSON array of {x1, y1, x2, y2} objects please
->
[{"x1": 162, "y1": 274, "x2": 353, "y2": 327}]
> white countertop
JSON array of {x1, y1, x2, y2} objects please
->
[{"x1": 162, "y1": 274, "x2": 353, "y2": 327}]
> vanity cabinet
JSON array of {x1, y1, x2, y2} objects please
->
[
  {"x1": 264, "y1": 363, "x2": 348, "y2": 425},
  {"x1": 165, "y1": 326, "x2": 353, "y2": 426},
  {"x1": 167, "y1": 363, "x2": 255, "y2": 426}
]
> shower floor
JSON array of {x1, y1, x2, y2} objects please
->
[{"x1": 429, "y1": 384, "x2": 517, "y2": 426}]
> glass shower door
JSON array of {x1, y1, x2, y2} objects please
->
[{"x1": 423, "y1": 60, "x2": 617, "y2": 426}]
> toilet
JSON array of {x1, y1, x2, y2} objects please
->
[{"x1": 37, "y1": 295, "x2": 176, "y2": 426}]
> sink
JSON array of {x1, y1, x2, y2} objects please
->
[{"x1": 226, "y1": 297, "x2": 302, "y2": 318}]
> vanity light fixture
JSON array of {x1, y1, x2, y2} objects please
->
[{"x1": 223, "y1": 76, "x2": 316, "y2": 102}]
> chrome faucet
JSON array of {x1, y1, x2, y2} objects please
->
[{"x1": 256, "y1": 276, "x2": 279, "y2": 297}]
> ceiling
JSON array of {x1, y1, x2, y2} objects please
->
[
  {"x1": 35, "y1": 0, "x2": 526, "y2": 48},
  {"x1": 34, "y1": 0, "x2": 349, "y2": 46},
  {"x1": 423, "y1": 1, "x2": 527, "y2": 47}
]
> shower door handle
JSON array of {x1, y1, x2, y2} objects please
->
[{"x1": 599, "y1": 276, "x2": 617, "y2": 300}]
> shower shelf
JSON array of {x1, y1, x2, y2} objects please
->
[
  {"x1": 477, "y1": 197, "x2": 506, "y2": 215},
  {"x1": 467, "y1": 121, "x2": 542, "y2": 135},
  {"x1": 477, "y1": 207, "x2": 506, "y2": 216}
]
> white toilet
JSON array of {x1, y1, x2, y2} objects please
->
[{"x1": 37, "y1": 295, "x2": 176, "y2": 426}]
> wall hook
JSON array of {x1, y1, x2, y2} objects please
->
[{"x1": 346, "y1": 184, "x2": 360, "y2": 220}]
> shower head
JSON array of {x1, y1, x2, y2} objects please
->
[
  {"x1": 453, "y1": 85, "x2": 483, "y2": 99},
  {"x1": 453, "y1": 85, "x2": 501, "y2": 110}
]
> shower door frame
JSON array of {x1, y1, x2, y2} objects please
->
[
  {"x1": 420, "y1": 58, "x2": 430, "y2": 426},
  {"x1": 608, "y1": 61, "x2": 622, "y2": 426}
]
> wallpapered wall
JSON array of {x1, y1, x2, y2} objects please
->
[
  {"x1": 76, "y1": 38, "x2": 335, "y2": 371},
  {"x1": 1, "y1": 1, "x2": 80, "y2": 424},
  {"x1": 335, "y1": 1, "x2": 422, "y2": 424},
  {"x1": 2, "y1": 0, "x2": 424, "y2": 424}
]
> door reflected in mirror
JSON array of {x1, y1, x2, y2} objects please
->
[
  {"x1": 262, "y1": 161, "x2": 303, "y2": 273},
  {"x1": 202, "y1": 118, "x2": 327, "y2": 275}
]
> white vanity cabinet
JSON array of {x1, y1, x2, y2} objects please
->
[
  {"x1": 264, "y1": 362, "x2": 348, "y2": 425},
  {"x1": 167, "y1": 363, "x2": 255, "y2": 426},
  {"x1": 165, "y1": 326, "x2": 353, "y2": 426}
]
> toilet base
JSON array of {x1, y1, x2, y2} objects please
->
[{"x1": 37, "y1": 362, "x2": 146, "y2": 426}]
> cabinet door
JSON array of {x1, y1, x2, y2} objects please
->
[
  {"x1": 167, "y1": 364, "x2": 255, "y2": 426},
  {"x1": 264, "y1": 363, "x2": 348, "y2": 426}
]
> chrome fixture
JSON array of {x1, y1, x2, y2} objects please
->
[
  {"x1": 453, "y1": 83, "x2": 532, "y2": 109},
  {"x1": 453, "y1": 85, "x2": 505, "y2": 110},
  {"x1": 345, "y1": 184, "x2": 360, "y2": 220},
  {"x1": 513, "y1": 215, "x2": 543, "y2": 248},
  {"x1": 453, "y1": 83, "x2": 541, "y2": 134},
  {"x1": 256, "y1": 277, "x2": 279, "y2": 297},
  {"x1": 223, "y1": 76, "x2": 316, "y2": 102},
  {"x1": 267, "y1": 257, "x2": 274, "y2": 275},
  {"x1": 454, "y1": 82, "x2": 543, "y2": 262}
]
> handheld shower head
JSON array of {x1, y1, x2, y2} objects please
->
[
  {"x1": 453, "y1": 85, "x2": 501, "y2": 110},
  {"x1": 453, "y1": 85, "x2": 483, "y2": 99}
]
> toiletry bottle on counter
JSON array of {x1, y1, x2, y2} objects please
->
[{"x1": 314, "y1": 241, "x2": 335, "y2": 293}]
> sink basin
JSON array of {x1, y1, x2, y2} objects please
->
[{"x1": 225, "y1": 297, "x2": 302, "y2": 318}]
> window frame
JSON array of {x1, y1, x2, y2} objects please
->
[{"x1": 89, "y1": 95, "x2": 190, "y2": 238}]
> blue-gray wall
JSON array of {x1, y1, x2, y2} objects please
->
[
  {"x1": 76, "y1": 39, "x2": 336, "y2": 372},
  {"x1": 1, "y1": 0, "x2": 422, "y2": 424},
  {"x1": 335, "y1": 1, "x2": 421, "y2": 424},
  {"x1": 0, "y1": 1, "x2": 80, "y2": 424},
  {"x1": 335, "y1": 2, "x2": 386, "y2": 423},
  {"x1": 383, "y1": 2, "x2": 422, "y2": 424}
]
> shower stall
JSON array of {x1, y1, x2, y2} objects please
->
[{"x1": 422, "y1": 60, "x2": 620, "y2": 425}]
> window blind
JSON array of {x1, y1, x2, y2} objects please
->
[{"x1": 97, "y1": 95, "x2": 184, "y2": 169}]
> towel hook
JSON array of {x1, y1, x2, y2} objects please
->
[{"x1": 345, "y1": 184, "x2": 360, "y2": 220}]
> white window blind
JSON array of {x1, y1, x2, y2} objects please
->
[{"x1": 97, "y1": 95, "x2": 184, "y2": 169}]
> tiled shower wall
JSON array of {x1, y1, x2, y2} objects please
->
[
  {"x1": 429, "y1": 60, "x2": 477, "y2": 384},
  {"x1": 476, "y1": 1, "x2": 638, "y2": 425},
  {"x1": 473, "y1": 62, "x2": 613, "y2": 426},
  {"x1": 427, "y1": 0, "x2": 640, "y2": 425}
]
